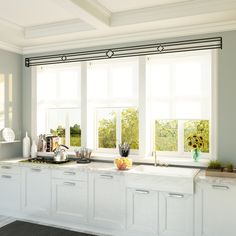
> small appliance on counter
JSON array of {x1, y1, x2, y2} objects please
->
[
  {"x1": 53, "y1": 144, "x2": 69, "y2": 162},
  {"x1": 75, "y1": 147, "x2": 92, "y2": 164},
  {"x1": 37, "y1": 134, "x2": 60, "y2": 152}
]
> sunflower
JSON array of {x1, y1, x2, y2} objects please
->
[{"x1": 187, "y1": 134, "x2": 204, "y2": 150}]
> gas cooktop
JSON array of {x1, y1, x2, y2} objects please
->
[{"x1": 20, "y1": 157, "x2": 73, "y2": 164}]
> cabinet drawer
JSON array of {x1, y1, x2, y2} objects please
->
[
  {"x1": 0, "y1": 164, "x2": 21, "y2": 174},
  {"x1": 24, "y1": 166, "x2": 50, "y2": 175},
  {"x1": 0, "y1": 172, "x2": 21, "y2": 181},
  {"x1": 52, "y1": 169, "x2": 87, "y2": 181}
]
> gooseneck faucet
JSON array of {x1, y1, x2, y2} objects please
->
[{"x1": 152, "y1": 150, "x2": 157, "y2": 167}]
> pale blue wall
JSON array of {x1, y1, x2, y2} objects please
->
[{"x1": 0, "y1": 49, "x2": 22, "y2": 159}]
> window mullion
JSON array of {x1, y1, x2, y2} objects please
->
[
  {"x1": 116, "y1": 109, "x2": 121, "y2": 148},
  {"x1": 65, "y1": 112, "x2": 70, "y2": 147},
  {"x1": 139, "y1": 56, "x2": 149, "y2": 157},
  {"x1": 81, "y1": 62, "x2": 87, "y2": 147},
  {"x1": 178, "y1": 120, "x2": 184, "y2": 155}
]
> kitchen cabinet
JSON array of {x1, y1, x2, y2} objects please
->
[
  {"x1": 126, "y1": 187, "x2": 158, "y2": 236},
  {"x1": 195, "y1": 182, "x2": 236, "y2": 236},
  {"x1": 88, "y1": 172, "x2": 125, "y2": 230},
  {"x1": 52, "y1": 178, "x2": 88, "y2": 223},
  {"x1": 0, "y1": 172, "x2": 21, "y2": 212},
  {"x1": 159, "y1": 191, "x2": 193, "y2": 236},
  {"x1": 22, "y1": 167, "x2": 51, "y2": 217}
]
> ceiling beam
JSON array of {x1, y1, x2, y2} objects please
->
[
  {"x1": 111, "y1": 0, "x2": 236, "y2": 27},
  {"x1": 70, "y1": 0, "x2": 110, "y2": 29},
  {"x1": 53, "y1": 0, "x2": 111, "y2": 29}
]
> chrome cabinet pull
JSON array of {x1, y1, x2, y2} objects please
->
[
  {"x1": 168, "y1": 193, "x2": 184, "y2": 198},
  {"x1": 64, "y1": 171, "x2": 76, "y2": 175},
  {"x1": 100, "y1": 174, "x2": 113, "y2": 179},
  {"x1": 1, "y1": 175, "x2": 12, "y2": 179},
  {"x1": 135, "y1": 190, "x2": 150, "y2": 194},
  {"x1": 64, "y1": 182, "x2": 76, "y2": 186},
  {"x1": 31, "y1": 168, "x2": 41, "y2": 172},
  {"x1": 1, "y1": 166, "x2": 12, "y2": 169},
  {"x1": 212, "y1": 184, "x2": 229, "y2": 190}
]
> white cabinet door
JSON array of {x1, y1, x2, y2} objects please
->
[
  {"x1": 52, "y1": 179, "x2": 87, "y2": 223},
  {"x1": 159, "y1": 192, "x2": 193, "y2": 236},
  {"x1": 126, "y1": 188, "x2": 158, "y2": 236},
  {"x1": 0, "y1": 173, "x2": 21, "y2": 212},
  {"x1": 195, "y1": 182, "x2": 236, "y2": 236},
  {"x1": 89, "y1": 172, "x2": 125, "y2": 229},
  {"x1": 22, "y1": 167, "x2": 51, "y2": 217}
]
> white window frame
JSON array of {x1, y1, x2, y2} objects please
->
[
  {"x1": 147, "y1": 50, "x2": 216, "y2": 160},
  {"x1": 31, "y1": 51, "x2": 217, "y2": 161},
  {"x1": 33, "y1": 64, "x2": 82, "y2": 151}
]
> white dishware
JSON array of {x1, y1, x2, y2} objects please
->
[
  {"x1": 23, "y1": 132, "x2": 30, "y2": 158},
  {"x1": 2, "y1": 128, "x2": 15, "y2": 142}
]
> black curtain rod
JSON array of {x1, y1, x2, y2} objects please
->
[{"x1": 25, "y1": 37, "x2": 222, "y2": 67}]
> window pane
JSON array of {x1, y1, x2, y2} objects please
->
[
  {"x1": 155, "y1": 120, "x2": 178, "y2": 151},
  {"x1": 110, "y1": 63, "x2": 138, "y2": 100},
  {"x1": 70, "y1": 124, "x2": 81, "y2": 147},
  {"x1": 174, "y1": 62, "x2": 202, "y2": 96},
  {"x1": 149, "y1": 63, "x2": 171, "y2": 98},
  {"x1": 88, "y1": 66, "x2": 108, "y2": 100},
  {"x1": 88, "y1": 59, "x2": 138, "y2": 106},
  {"x1": 98, "y1": 110, "x2": 116, "y2": 148},
  {"x1": 37, "y1": 71, "x2": 57, "y2": 101},
  {"x1": 184, "y1": 120, "x2": 209, "y2": 153},
  {"x1": 121, "y1": 108, "x2": 139, "y2": 149},
  {"x1": 69, "y1": 109, "x2": 81, "y2": 147},
  {"x1": 58, "y1": 70, "x2": 81, "y2": 101},
  {"x1": 175, "y1": 101, "x2": 202, "y2": 119},
  {"x1": 152, "y1": 102, "x2": 171, "y2": 119},
  {"x1": 47, "y1": 109, "x2": 66, "y2": 145}
]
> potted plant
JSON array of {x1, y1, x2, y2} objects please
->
[
  {"x1": 187, "y1": 134, "x2": 204, "y2": 162},
  {"x1": 207, "y1": 160, "x2": 222, "y2": 171},
  {"x1": 225, "y1": 163, "x2": 234, "y2": 172}
]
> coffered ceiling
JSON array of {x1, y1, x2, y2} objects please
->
[{"x1": 0, "y1": 0, "x2": 236, "y2": 54}]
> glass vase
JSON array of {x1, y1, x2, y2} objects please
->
[{"x1": 191, "y1": 148, "x2": 201, "y2": 162}]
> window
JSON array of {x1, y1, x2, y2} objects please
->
[
  {"x1": 36, "y1": 64, "x2": 81, "y2": 147},
  {"x1": 34, "y1": 51, "x2": 214, "y2": 159},
  {"x1": 87, "y1": 59, "x2": 139, "y2": 152},
  {"x1": 147, "y1": 51, "x2": 212, "y2": 157}
]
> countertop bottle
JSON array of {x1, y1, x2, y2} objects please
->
[{"x1": 23, "y1": 132, "x2": 30, "y2": 158}]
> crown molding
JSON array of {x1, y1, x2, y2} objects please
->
[
  {"x1": 22, "y1": 20, "x2": 236, "y2": 55},
  {"x1": 0, "y1": 40, "x2": 22, "y2": 54}
]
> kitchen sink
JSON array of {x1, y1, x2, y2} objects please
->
[
  {"x1": 131, "y1": 165, "x2": 199, "y2": 178},
  {"x1": 127, "y1": 165, "x2": 200, "y2": 194}
]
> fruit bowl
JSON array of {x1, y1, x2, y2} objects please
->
[{"x1": 114, "y1": 157, "x2": 132, "y2": 170}]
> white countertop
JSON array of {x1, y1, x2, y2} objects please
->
[
  {"x1": 195, "y1": 170, "x2": 236, "y2": 185},
  {"x1": 0, "y1": 157, "x2": 201, "y2": 178}
]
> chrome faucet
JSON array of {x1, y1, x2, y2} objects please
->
[{"x1": 152, "y1": 150, "x2": 157, "y2": 167}]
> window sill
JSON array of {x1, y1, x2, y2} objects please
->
[
  {"x1": 90, "y1": 153, "x2": 210, "y2": 168},
  {"x1": 38, "y1": 151, "x2": 210, "y2": 168}
]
